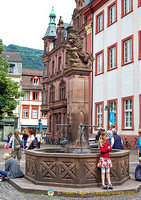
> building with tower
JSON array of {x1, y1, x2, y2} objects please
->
[{"x1": 42, "y1": 1, "x2": 91, "y2": 139}]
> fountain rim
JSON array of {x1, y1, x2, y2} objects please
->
[{"x1": 25, "y1": 148, "x2": 130, "y2": 158}]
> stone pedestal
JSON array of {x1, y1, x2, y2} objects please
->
[{"x1": 65, "y1": 67, "x2": 91, "y2": 151}]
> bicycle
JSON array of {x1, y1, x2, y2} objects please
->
[
  {"x1": 130, "y1": 137, "x2": 138, "y2": 149},
  {"x1": 122, "y1": 137, "x2": 131, "y2": 149}
]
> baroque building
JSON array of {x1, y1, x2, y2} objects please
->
[{"x1": 42, "y1": 1, "x2": 91, "y2": 139}]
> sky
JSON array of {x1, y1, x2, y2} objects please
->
[{"x1": 0, "y1": 0, "x2": 76, "y2": 50}]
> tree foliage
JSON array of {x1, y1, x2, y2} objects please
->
[{"x1": 0, "y1": 39, "x2": 24, "y2": 120}]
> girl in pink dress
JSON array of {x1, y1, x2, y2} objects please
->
[{"x1": 97, "y1": 131, "x2": 113, "y2": 189}]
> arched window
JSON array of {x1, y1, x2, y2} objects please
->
[
  {"x1": 49, "y1": 85, "x2": 55, "y2": 103},
  {"x1": 59, "y1": 81, "x2": 66, "y2": 100}
]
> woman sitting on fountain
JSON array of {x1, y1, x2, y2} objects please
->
[{"x1": 97, "y1": 131, "x2": 113, "y2": 189}]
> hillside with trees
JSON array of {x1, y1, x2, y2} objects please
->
[{"x1": 4, "y1": 44, "x2": 43, "y2": 70}]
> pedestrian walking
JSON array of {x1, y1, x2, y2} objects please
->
[
  {"x1": 36, "y1": 131, "x2": 41, "y2": 148},
  {"x1": 137, "y1": 129, "x2": 141, "y2": 157},
  {"x1": 26, "y1": 129, "x2": 35, "y2": 150},
  {"x1": 97, "y1": 131, "x2": 113, "y2": 189},
  {"x1": 22, "y1": 130, "x2": 28, "y2": 149},
  {"x1": 0, "y1": 153, "x2": 24, "y2": 180},
  {"x1": 7, "y1": 132, "x2": 12, "y2": 145},
  {"x1": 9, "y1": 129, "x2": 23, "y2": 165}
]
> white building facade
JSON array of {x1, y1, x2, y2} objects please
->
[{"x1": 83, "y1": 0, "x2": 141, "y2": 136}]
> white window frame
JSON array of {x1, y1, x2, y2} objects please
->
[
  {"x1": 124, "y1": 0, "x2": 131, "y2": 15},
  {"x1": 124, "y1": 38, "x2": 132, "y2": 63},
  {"x1": 32, "y1": 109, "x2": 38, "y2": 119},
  {"x1": 33, "y1": 92, "x2": 38, "y2": 101},
  {"x1": 23, "y1": 109, "x2": 29, "y2": 118},
  {"x1": 97, "y1": 53, "x2": 103, "y2": 74},
  {"x1": 98, "y1": 14, "x2": 103, "y2": 32},
  {"x1": 97, "y1": 104, "x2": 102, "y2": 128},
  {"x1": 24, "y1": 92, "x2": 29, "y2": 100},
  {"x1": 109, "y1": 46, "x2": 116, "y2": 69},
  {"x1": 109, "y1": 4, "x2": 116, "y2": 24},
  {"x1": 33, "y1": 79, "x2": 39, "y2": 85},
  {"x1": 124, "y1": 99, "x2": 132, "y2": 128}
]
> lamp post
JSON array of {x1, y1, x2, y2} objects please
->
[{"x1": 38, "y1": 118, "x2": 42, "y2": 132}]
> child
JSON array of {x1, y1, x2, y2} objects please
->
[{"x1": 97, "y1": 131, "x2": 113, "y2": 189}]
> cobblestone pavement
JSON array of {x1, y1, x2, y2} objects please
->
[{"x1": 0, "y1": 143, "x2": 141, "y2": 200}]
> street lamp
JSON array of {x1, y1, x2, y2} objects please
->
[{"x1": 38, "y1": 119, "x2": 42, "y2": 131}]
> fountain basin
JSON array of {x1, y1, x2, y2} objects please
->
[{"x1": 25, "y1": 148, "x2": 130, "y2": 188}]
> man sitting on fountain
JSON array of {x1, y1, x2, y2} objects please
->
[{"x1": 0, "y1": 153, "x2": 24, "y2": 181}]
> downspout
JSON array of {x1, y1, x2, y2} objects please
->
[{"x1": 90, "y1": 1, "x2": 94, "y2": 131}]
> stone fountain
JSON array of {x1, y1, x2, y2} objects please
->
[{"x1": 25, "y1": 28, "x2": 130, "y2": 188}]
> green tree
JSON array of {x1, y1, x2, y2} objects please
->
[{"x1": 0, "y1": 39, "x2": 24, "y2": 120}]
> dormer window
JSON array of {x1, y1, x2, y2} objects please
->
[
  {"x1": 33, "y1": 79, "x2": 38, "y2": 85},
  {"x1": 8, "y1": 64, "x2": 15, "y2": 73},
  {"x1": 33, "y1": 76, "x2": 39, "y2": 85}
]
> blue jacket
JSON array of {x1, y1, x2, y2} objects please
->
[
  {"x1": 137, "y1": 136, "x2": 141, "y2": 153},
  {"x1": 112, "y1": 134, "x2": 123, "y2": 149},
  {"x1": 135, "y1": 163, "x2": 141, "y2": 181}
]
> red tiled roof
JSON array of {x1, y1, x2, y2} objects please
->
[
  {"x1": 1, "y1": 52, "x2": 22, "y2": 62},
  {"x1": 22, "y1": 68, "x2": 43, "y2": 90},
  {"x1": 22, "y1": 68, "x2": 43, "y2": 76}
]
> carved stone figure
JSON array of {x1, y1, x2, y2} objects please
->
[{"x1": 66, "y1": 27, "x2": 93, "y2": 69}]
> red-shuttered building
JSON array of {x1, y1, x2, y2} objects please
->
[
  {"x1": 82, "y1": 0, "x2": 141, "y2": 140},
  {"x1": 21, "y1": 68, "x2": 47, "y2": 132}
]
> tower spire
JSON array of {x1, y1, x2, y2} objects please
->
[
  {"x1": 44, "y1": 7, "x2": 56, "y2": 37},
  {"x1": 49, "y1": 6, "x2": 56, "y2": 25}
]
